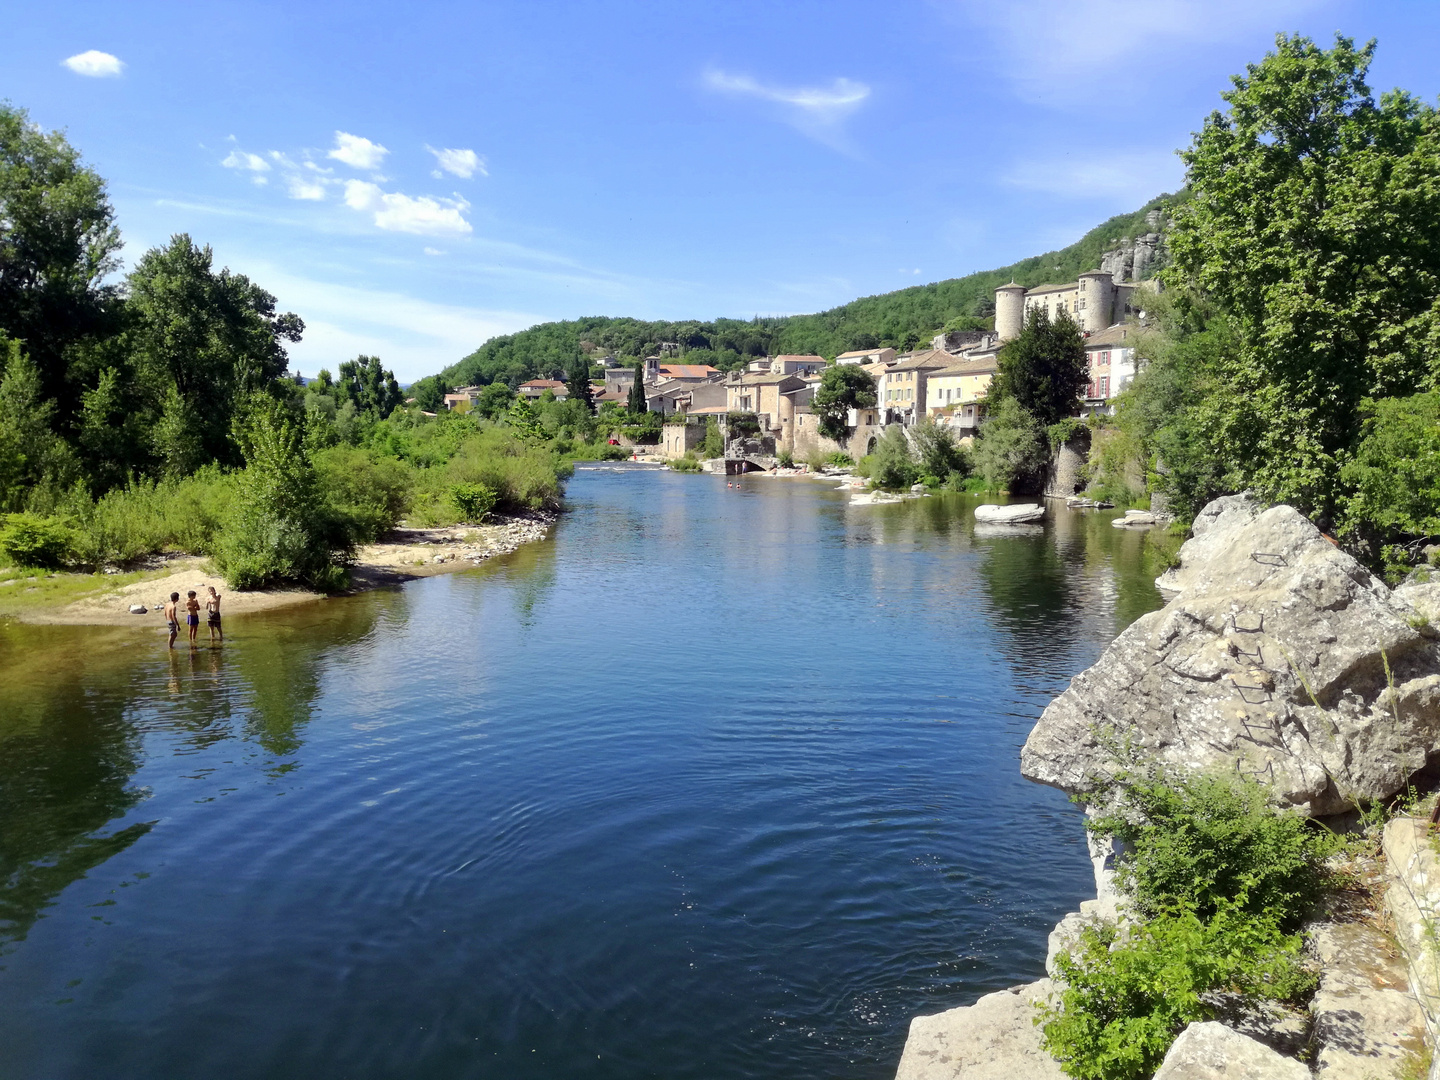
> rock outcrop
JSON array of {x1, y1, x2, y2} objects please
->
[
  {"x1": 893, "y1": 980, "x2": 1065, "y2": 1080},
  {"x1": 1150, "y1": 1021, "x2": 1309, "y2": 1080},
  {"x1": 1021, "y1": 495, "x2": 1440, "y2": 816}
]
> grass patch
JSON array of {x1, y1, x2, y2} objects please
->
[{"x1": 0, "y1": 564, "x2": 182, "y2": 620}]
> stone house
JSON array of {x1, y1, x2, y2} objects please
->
[
  {"x1": 768, "y1": 354, "x2": 827, "y2": 377},
  {"x1": 925, "y1": 357, "x2": 999, "y2": 436},
  {"x1": 879, "y1": 350, "x2": 952, "y2": 426},
  {"x1": 1080, "y1": 325, "x2": 1138, "y2": 415},
  {"x1": 517, "y1": 379, "x2": 569, "y2": 400},
  {"x1": 835, "y1": 347, "x2": 896, "y2": 367},
  {"x1": 604, "y1": 368, "x2": 644, "y2": 396},
  {"x1": 656, "y1": 363, "x2": 721, "y2": 384},
  {"x1": 443, "y1": 385, "x2": 484, "y2": 412},
  {"x1": 725, "y1": 371, "x2": 806, "y2": 433}
]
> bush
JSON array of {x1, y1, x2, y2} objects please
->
[
  {"x1": 1042, "y1": 905, "x2": 1313, "y2": 1080},
  {"x1": 313, "y1": 445, "x2": 411, "y2": 543},
  {"x1": 1088, "y1": 767, "x2": 1336, "y2": 926},
  {"x1": 776, "y1": 449, "x2": 795, "y2": 468},
  {"x1": 0, "y1": 512, "x2": 73, "y2": 568},
  {"x1": 869, "y1": 426, "x2": 919, "y2": 490},
  {"x1": 1047, "y1": 416, "x2": 1086, "y2": 449},
  {"x1": 1338, "y1": 392, "x2": 1440, "y2": 579},
  {"x1": 669, "y1": 455, "x2": 702, "y2": 473},
  {"x1": 971, "y1": 399, "x2": 1045, "y2": 492},
  {"x1": 448, "y1": 482, "x2": 497, "y2": 522},
  {"x1": 825, "y1": 452, "x2": 855, "y2": 468}
]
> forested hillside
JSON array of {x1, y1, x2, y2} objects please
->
[{"x1": 426, "y1": 193, "x2": 1179, "y2": 403}]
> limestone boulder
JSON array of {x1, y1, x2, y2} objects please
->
[
  {"x1": 1021, "y1": 496, "x2": 1440, "y2": 816},
  {"x1": 893, "y1": 979, "x2": 1064, "y2": 1080},
  {"x1": 1151, "y1": 1021, "x2": 1309, "y2": 1079},
  {"x1": 1308, "y1": 921, "x2": 1427, "y2": 1078},
  {"x1": 974, "y1": 503, "x2": 1044, "y2": 524}
]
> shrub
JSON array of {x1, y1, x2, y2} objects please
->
[
  {"x1": 825, "y1": 452, "x2": 855, "y2": 468},
  {"x1": 669, "y1": 455, "x2": 702, "y2": 473},
  {"x1": 0, "y1": 512, "x2": 73, "y2": 568},
  {"x1": 972, "y1": 399, "x2": 1045, "y2": 492},
  {"x1": 869, "y1": 426, "x2": 918, "y2": 490},
  {"x1": 1042, "y1": 905, "x2": 1313, "y2": 1080},
  {"x1": 1047, "y1": 417, "x2": 1086, "y2": 449},
  {"x1": 1088, "y1": 767, "x2": 1336, "y2": 927},
  {"x1": 448, "y1": 482, "x2": 497, "y2": 522},
  {"x1": 777, "y1": 449, "x2": 795, "y2": 468},
  {"x1": 313, "y1": 445, "x2": 411, "y2": 543}
]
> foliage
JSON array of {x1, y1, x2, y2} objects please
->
[
  {"x1": 776, "y1": 448, "x2": 794, "y2": 468},
  {"x1": 627, "y1": 364, "x2": 646, "y2": 414},
  {"x1": 668, "y1": 454, "x2": 702, "y2": 473},
  {"x1": 1088, "y1": 767, "x2": 1337, "y2": 926},
  {"x1": 1042, "y1": 905, "x2": 1313, "y2": 1080},
  {"x1": 910, "y1": 419, "x2": 968, "y2": 482},
  {"x1": 867, "y1": 425, "x2": 918, "y2": 490},
  {"x1": 0, "y1": 103, "x2": 122, "y2": 416},
  {"x1": 66, "y1": 466, "x2": 235, "y2": 567},
  {"x1": 476, "y1": 381, "x2": 515, "y2": 419},
  {"x1": 448, "y1": 482, "x2": 498, "y2": 523},
  {"x1": 1040, "y1": 767, "x2": 1334, "y2": 1080},
  {"x1": 1048, "y1": 417, "x2": 1086, "y2": 449},
  {"x1": 991, "y1": 307, "x2": 1088, "y2": 427},
  {"x1": 726, "y1": 412, "x2": 760, "y2": 438},
  {"x1": 971, "y1": 399, "x2": 1045, "y2": 492},
  {"x1": 812, "y1": 364, "x2": 877, "y2": 441},
  {"x1": 700, "y1": 417, "x2": 723, "y2": 459},
  {"x1": 826, "y1": 452, "x2": 855, "y2": 468},
  {"x1": 214, "y1": 394, "x2": 350, "y2": 591},
  {"x1": 565, "y1": 358, "x2": 595, "y2": 414},
  {"x1": 1337, "y1": 392, "x2": 1440, "y2": 578},
  {"x1": 0, "y1": 512, "x2": 73, "y2": 568},
  {"x1": 0, "y1": 340, "x2": 78, "y2": 510},
  {"x1": 312, "y1": 445, "x2": 410, "y2": 542},
  {"x1": 333, "y1": 355, "x2": 402, "y2": 418},
  {"x1": 1166, "y1": 33, "x2": 1440, "y2": 519}
]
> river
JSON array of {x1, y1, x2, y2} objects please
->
[{"x1": 0, "y1": 466, "x2": 1170, "y2": 1080}]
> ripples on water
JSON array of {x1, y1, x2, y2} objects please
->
[{"x1": 0, "y1": 468, "x2": 1170, "y2": 1080}]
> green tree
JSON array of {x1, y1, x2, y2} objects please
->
[
  {"x1": 215, "y1": 393, "x2": 349, "y2": 590},
  {"x1": 477, "y1": 381, "x2": 515, "y2": 419},
  {"x1": 565, "y1": 358, "x2": 595, "y2": 414},
  {"x1": 77, "y1": 366, "x2": 147, "y2": 490},
  {"x1": 0, "y1": 339, "x2": 76, "y2": 509},
  {"x1": 867, "y1": 425, "x2": 918, "y2": 490},
  {"x1": 127, "y1": 234, "x2": 304, "y2": 468},
  {"x1": 336, "y1": 354, "x2": 402, "y2": 418},
  {"x1": 627, "y1": 363, "x2": 646, "y2": 413},
  {"x1": 991, "y1": 307, "x2": 1088, "y2": 427},
  {"x1": 813, "y1": 364, "x2": 877, "y2": 441},
  {"x1": 0, "y1": 105, "x2": 122, "y2": 419},
  {"x1": 1167, "y1": 33, "x2": 1440, "y2": 516},
  {"x1": 972, "y1": 398, "x2": 1045, "y2": 492}
]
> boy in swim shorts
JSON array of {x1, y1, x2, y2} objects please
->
[
  {"x1": 185, "y1": 590, "x2": 201, "y2": 646},
  {"x1": 205, "y1": 586, "x2": 222, "y2": 643},
  {"x1": 164, "y1": 592, "x2": 180, "y2": 649}
]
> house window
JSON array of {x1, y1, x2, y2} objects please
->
[{"x1": 1098, "y1": 376, "x2": 1109, "y2": 398}]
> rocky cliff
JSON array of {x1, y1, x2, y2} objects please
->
[{"x1": 1021, "y1": 495, "x2": 1440, "y2": 817}]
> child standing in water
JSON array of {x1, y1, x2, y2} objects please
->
[
  {"x1": 185, "y1": 590, "x2": 201, "y2": 646},
  {"x1": 164, "y1": 592, "x2": 180, "y2": 650},
  {"x1": 205, "y1": 586, "x2": 222, "y2": 644}
]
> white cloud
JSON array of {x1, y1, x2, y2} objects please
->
[
  {"x1": 423, "y1": 247, "x2": 446, "y2": 256},
  {"x1": 222, "y1": 150, "x2": 271, "y2": 173},
  {"x1": 1003, "y1": 149, "x2": 1184, "y2": 202},
  {"x1": 327, "y1": 131, "x2": 390, "y2": 171},
  {"x1": 954, "y1": 0, "x2": 1326, "y2": 106},
  {"x1": 286, "y1": 176, "x2": 328, "y2": 201},
  {"x1": 703, "y1": 68, "x2": 870, "y2": 149},
  {"x1": 427, "y1": 146, "x2": 486, "y2": 179},
  {"x1": 249, "y1": 268, "x2": 537, "y2": 382},
  {"x1": 343, "y1": 180, "x2": 473, "y2": 237},
  {"x1": 63, "y1": 50, "x2": 124, "y2": 77}
]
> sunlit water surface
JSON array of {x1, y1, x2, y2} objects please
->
[{"x1": 0, "y1": 467, "x2": 1169, "y2": 1079}]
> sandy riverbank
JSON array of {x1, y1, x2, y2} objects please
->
[{"x1": 15, "y1": 511, "x2": 557, "y2": 627}]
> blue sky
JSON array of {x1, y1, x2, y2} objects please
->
[{"x1": 7, "y1": 0, "x2": 1440, "y2": 381}]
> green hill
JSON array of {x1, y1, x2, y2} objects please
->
[{"x1": 433, "y1": 191, "x2": 1181, "y2": 394}]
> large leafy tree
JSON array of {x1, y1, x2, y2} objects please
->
[
  {"x1": 126, "y1": 234, "x2": 303, "y2": 466},
  {"x1": 0, "y1": 105, "x2": 123, "y2": 420},
  {"x1": 812, "y1": 364, "x2": 877, "y2": 441},
  {"x1": 990, "y1": 307, "x2": 1088, "y2": 427},
  {"x1": 565, "y1": 358, "x2": 594, "y2": 414},
  {"x1": 1167, "y1": 33, "x2": 1440, "y2": 515},
  {"x1": 336, "y1": 354, "x2": 402, "y2": 418}
]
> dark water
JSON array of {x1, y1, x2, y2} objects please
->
[{"x1": 0, "y1": 468, "x2": 1170, "y2": 1080}]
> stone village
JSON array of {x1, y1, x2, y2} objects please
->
[{"x1": 440, "y1": 261, "x2": 1158, "y2": 473}]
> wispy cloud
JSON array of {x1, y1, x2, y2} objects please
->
[
  {"x1": 221, "y1": 150, "x2": 271, "y2": 185},
  {"x1": 703, "y1": 68, "x2": 871, "y2": 150},
  {"x1": 63, "y1": 50, "x2": 124, "y2": 78},
  {"x1": 342, "y1": 181, "x2": 473, "y2": 237},
  {"x1": 1002, "y1": 149, "x2": 1184, "y2": 202},
  {"x1": 427, "y1": 146, "x2": 486, "y2": 179},
  {"x1": 953, "y1": 0, "x2": 1327, "y2": 106},
  {"x1": 327, "y1": 131, "x2": 390, "y2": 171}
]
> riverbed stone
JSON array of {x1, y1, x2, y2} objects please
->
[
  {"x1": 974, "y1": 503, "x2": 1044, "y2": 524},
  {"x1": 1150, "y1": 1021, "x2": 1309, "y2": 1079},
  {"x1": 892, "y1": 979, "x2": 1064, "y2": 1080},
  {"x1": 1020, "y1": 495, "x2": 1440, "y2": 816}
]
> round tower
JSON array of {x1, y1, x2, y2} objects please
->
[
  {"x1": 995, "y1": 282, "x2": 1027, "y2": 341},
  {"x1": 1077, "y1": 271, "x2": 1115, "y2": 333}
]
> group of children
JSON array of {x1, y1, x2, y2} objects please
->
[{"x1": 163, "y1": 586, "x2": 222, "y2": 649}]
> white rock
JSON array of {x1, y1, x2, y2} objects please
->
[
  {"x1": 894, "y1": 979, "x2": 1064, "y2": 1080},
  {"x1": 129, "y1": 604, "x2": 147, "y2": 614},
  {"x1": 1308, "y1": 921, "x2": 1427, "y2": 1079},
  {"x1": 974, "y1": 503, "x2": 1045, "y2": 524},
  {"x1": 1152, "y1": 1021, "x2": 1309, "y2": 1079}
]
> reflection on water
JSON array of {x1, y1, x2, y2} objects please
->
[{"x1": 0, "y1": 472, "x2": 1166, "y2": 1080}]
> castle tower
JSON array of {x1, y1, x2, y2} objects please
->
[
  {"x1": 995, "y1": 282, "x2": 1027, "y2": 341},
  {"x1": 1077, "y1": 271, "x2": 1115, "y2": 333}
]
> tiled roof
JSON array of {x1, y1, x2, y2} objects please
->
[
  {"x1": 733, "y1": 372, "x2": 804, "y2": 386},
  {"x1": 889, "y1": 349, "x2": 955, "y2": 371},
  {"x1": 657, "y1": 364, "x2": 719, "y2": 379},
  {"x1": 933, "y1": 358, "x2": 999, "y2": 377},
  {"x1": 772, "y1": 354, "x2": 825, "y2": 364},
  {"x1": 518, "y1": 379, "x2": 566, "y2": 389},
  {"x1": 1083, "y1": 324, "x2": 1137, "y2": 347}
]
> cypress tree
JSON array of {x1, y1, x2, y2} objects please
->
[
  {"x1": 565, "y1": 359, "x2": 595, "y2": 414},
  {"x1": 627, "y1": 363, "x2": 647, "y2": 414}
]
